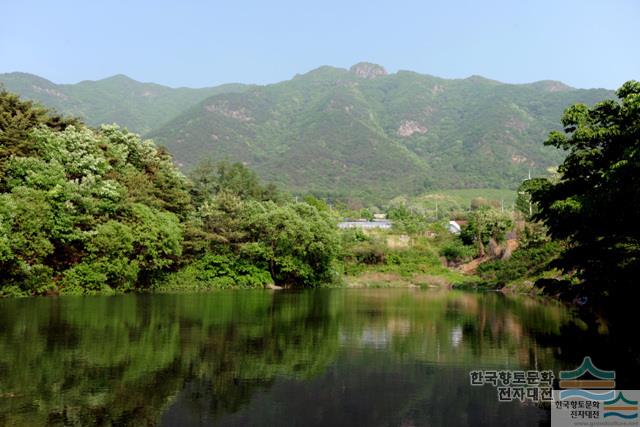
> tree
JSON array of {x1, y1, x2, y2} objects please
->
[
  {"x1": 240, "y1": 201, "x2": 340, "y2": 286},
  {"x1": 189, "y1": 160, "x2": 280, "y2": 204},
  {"x1": 0, "y1": 95, "x2": 188, "y2": 294},
  {"x1": 461, "y1": 208, "x2": 513, "y2": 257},
  {"x1": 0, "y1": 90, "x2": 80, "y2": 164},
  {"x1": 515, "y1": 178, "x2": 547, "y2": 220},
  {"x1": 197, "y1": 191, "x2": 248, "y2": 248},
  {"x1": 0, "y1": 91, "x2": 342, "y2": 294},
  {"x1": 530, "y1": 81, "x2": 640, "y2": 298},
  {"x1": 302, "y1": 194, "x2": 330, "y2": 212}
]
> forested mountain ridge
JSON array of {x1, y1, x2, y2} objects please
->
[
  {"x1": 149, "y1": 63, "x2": 612, "y2": 200},
  {"x1": 1, "y1": 65, "x2": 613, "y2": 201},
  {"x1": 0, "y1": 72, "x2": 250, "y2": 134}
]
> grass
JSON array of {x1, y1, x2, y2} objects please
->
[
  {"x1": 390, "y1": 188, "x2": 518, "y2": 217},
  {"x1": 422, "y1": 188, "x2": 517, "y2": 207}
]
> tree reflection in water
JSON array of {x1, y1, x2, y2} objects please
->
[{"x1": 0, "y1": 289, "x2": 635, "y2": 426}]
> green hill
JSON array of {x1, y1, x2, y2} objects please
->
[
  {"x1": 148, "y1": 63, "x2": 612, "y2": 200},
  {"x1": 0, "y1": 72, "x2": 250, "y2": 134}
]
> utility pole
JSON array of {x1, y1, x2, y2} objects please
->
[
  {"x1": 435, "y1": 201, "x2": 438, "y2": 220},
  {"x1": 526, "y1": 168, "x2": 532, "y2": 217}
]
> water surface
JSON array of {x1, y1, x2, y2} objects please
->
[{"x1": 0, "y1": 289, "x2": 636, "y2": 426}]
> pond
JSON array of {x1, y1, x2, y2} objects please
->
[{"x1": 0, "y1": 289, "x2": 637, "y2": 426}]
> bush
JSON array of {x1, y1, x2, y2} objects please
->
[
  {"x1": 59, "y1": 263, "x2": 114, "y2": 295},
  {"x1": 439, "y1": 241, "x2": 476, "y2": 263},
  {"x1": 348, "y1": 241, "x2": 387, "y2": 265},
  {"x1": 476, "y1": 242, "x2": 561, "y2": 285},
  {"x1": 157, "y1": 254, "x2": 272, "y2": 291}
]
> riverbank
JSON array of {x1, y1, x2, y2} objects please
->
[
  {"x1": 338, "y1": 225, "x2": 568, "y2": 300},
  {"x1": 0, "y1": 223, "x2": 553, "y2": 297}
]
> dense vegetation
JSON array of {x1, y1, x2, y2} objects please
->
[
  {"x1": 1, "y1": 79, "x2": 637, "y2": 299},
  {"x1": 433, "y1": 80, "x2": 640, "y2": 300},
  {"x1": 2, "y1": 65, "x2": 612, "y2": 203},
  {"x1": 529, "y1": 81, "x2": 640, "y2": 300},
  {"x1": 340, "y1": 225, "x2": 469, "y2": 288},
  {"x1": 0, "y1": 91, "x2": 339, "y2": 296}
]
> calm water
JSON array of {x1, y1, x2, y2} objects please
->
[{"x1": 0, "y1": 289, "x2": 637, "y2": 426}]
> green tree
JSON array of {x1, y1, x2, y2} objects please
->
[
  {"x1": 461, "y1": 208, "x2": 513, "y2": 257},
  {"x1": 189, "y1": 159, "x2": 280, "y2": 204},
  {"x1": 515, "y1": 179, "x2": 544, "y2": 220},
  {"x1": 0, "y1": 92, "x2": 189, "y2": 295},
  {"x1": 197, "y1": 191, "x2": 248, "y2": 248},
  {"x1": 302, "y1": 194, "x2": 330, "y2": 212},
  {"x1": 240, "y1": 201, "x2": 340, "y2": 286},
  {"x1": 530, "y1": 81, "x2": 640, "y2": 297},
  {"x1": 387, "y1": 204, "x2": 428, "y2": 234},
  {"x1": 0, "y1": 90, "x2": 80, "y2": 168},
  {"x1": 0, "y1": 91, "x2": 344, "y2": 294}
]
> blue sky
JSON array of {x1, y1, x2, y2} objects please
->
[{"x1": 1, "y1": 0, "x2": 638, "y2": 89}]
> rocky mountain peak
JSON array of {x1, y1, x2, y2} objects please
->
[{"x1": 349, "y1": 62, "x2": 388, "y2": 79}]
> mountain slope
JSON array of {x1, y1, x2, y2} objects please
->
[
  {"x1": 148, "y1": 63, "x2": 612, "y2": 199},
  {"x1": 2, "y1": 65, "x2": 614, "y2": 201},
  {"x1": 0, "y1": 72, "x2": 250, "y2": 134}
]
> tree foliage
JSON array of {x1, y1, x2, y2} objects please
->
[
  {"x1": 240, "y1": 201, "x2": 340, "y2": 286},
  {"x1": 515, "y1": 178, "x2": 547, "y2": 220},
  {"x1": 189, "y1": 159, "x2": 281, "y2": 205},
  {"x1": 183, "y1": 160, "x2": 339, "y2": 288},
  {"x1": 0, "y1": 90, "x2": 80, "y2": 178},
  {"x1": 460, "y1": 208, "x2": 513, "y2": 257},
  {"x1": 530, "y1": 81, "x2": 640, "y2": 297},
  {"x1": 0, "y1": 91, "x2": 342, "y2": 294},
  {"x1": 0, "y1": 102, "x2": 188, "y2": 294}
]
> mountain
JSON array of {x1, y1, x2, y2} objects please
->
[
  {"x1": 147, "y1": 63, "x2": 613, "y2": 200},
  {"x1": 2, "y1": 65, "x2": 614, "y2": 201},
  {"x1": 0, "y1": 72, "x2": 250, "y2": 134}
]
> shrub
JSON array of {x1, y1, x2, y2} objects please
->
[
  {"x1": 439, "y1": 241, "x2": 475, "y2": 263},
  {"x1": 158, "y1": 254, "x2": 272, "y2": 291},
  {"x1": 476, "y1": 242, "x2": 561, "y2": 285},
  {"x1": 59, "y1": 263, "x2": 111, "y2": 295},
  {"x1": 348, "y1": 241, "x2": 387, "y2": 265}
]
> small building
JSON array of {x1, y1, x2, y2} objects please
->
[
  {"x1": 373, "y1": 213, "x2": 387, "y2": 220},
  {"x1": 447, "y1": 220, "x2": 462, "y2": 234}
]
